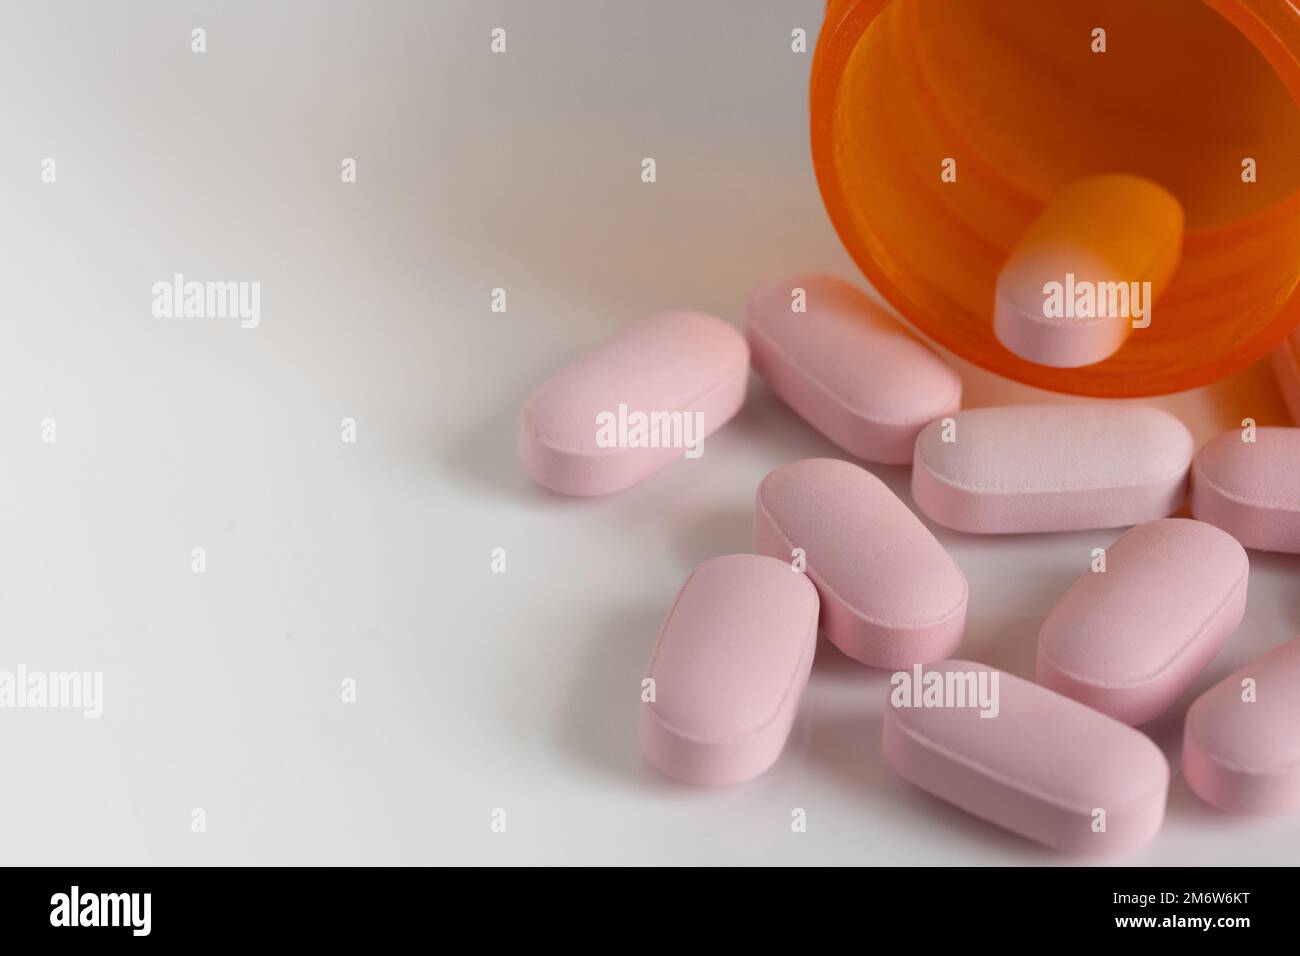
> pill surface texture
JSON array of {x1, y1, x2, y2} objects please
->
[
  {"x1": 1192, "y1": 427, "x2": 1300, "y2": 553},
  {"x1": 753, "y1": 458, "x2": 967, "y2": 668},
  {"x1": 1037, "y1": 519, "x2": 1248, "y2": 725},
  {"x1": 519, "y1": 311, "x2": 748, "y2": 496},
  {"x1": 746, "y1": 274, "x2": 961, "y2": 463},
  {"x1": 1273, "y1": 330, "x2": 1300, "y2": 424},
  {"x1": 912, "y1": 404, "x2": 1193, "y2": 534},
  {"x1": 994, "y1": 174, "x2": 1183, "y2": 368},
  {"x1": 639, "y1": 554, "x2": 819, "y2": 785},
  {"x1": 1183, "y1": 637, "x2": 1300, "y2": 813},
  {"x1": 883, "y1": 661, "x2": 1169, "y2": 854}
]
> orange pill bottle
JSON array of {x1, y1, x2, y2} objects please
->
[{"x1": 810, "y1": 0, "x2": 1300, "y2": 395}]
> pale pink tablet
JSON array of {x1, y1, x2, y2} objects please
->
[
  {"x1": 912, "y1": 404, "x2": 1193, "y2": 534},
  {"x1": 1037, "y1": 519, "x2": 1248, "y2": 725},
  {"x1": 993, "y1": 174, "x2": 1183, "y2": 368},
  {"x1": 1183, "y1": 637, "x2": 1300, "y2": 813},
  {"x1": 753, "y1": 458, "x2": 967, "y2": 668},
  {"x1": 745, "y1": 274, "x2": 961, "y2": 463},
  {"x1": 1271, "y1": 329, "x2": 1300, "y2": 424},
  {"x1": 519, "y1": 311, "x2": 748, "y2": 496},
  {"x1": 1191, "y1": 427, "x2": 1300, "y2": 553},
  {"x1": 639, "y1": 554, "x2": 819, "y2": 785},
  {"x1": 883, "y1": 661, "x2": 1169, "y2": 854}
]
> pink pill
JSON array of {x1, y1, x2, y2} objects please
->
[
  {"x1": 993, "y1": 174, "x2": 1183, "y2": 369},
  {"x1": 1037, "y1": 519, "x2": 1248, "y2": 725},
  {"x1": 1183, "y1": 637, "x2": 1300, "y2": 813},
  {"x1": 1191, "y1": 426, "x2": 1300, "y2": 554},
  {"x1": 1272, "y1": 329, "x2": 1300, "y2": 424},
  {"x1": 883, "y1": 661, "x2": 1169, "y2": 854},
  {"x1": 519, "y1": 311, "x2": 748, "y2": 496},
  {"x1": 912, "y1": 404, "x2": 1193, "y2": 534},
  {"x1": 753, "y1": 458, "x2": 967, "y2": 668},
  {"x1": 746, "y1": 274, "x2": 961, "y2": 464},
  {"x1": 639, "y1": 554, "x2": 819, "y2": 785}
]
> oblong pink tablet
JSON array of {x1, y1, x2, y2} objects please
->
[
  {"x1": 1191, "y1": 427, "x2": 1300, "y2": 554},
  {"x1": 639, "y1": 554, "x2": 819, "y2": 785},
  {"x1": 1183, "y1": 637, "x2": 1300, "y2": 813},
  {"x1": 745, "y1": 274, "x2": 961, "y2": 464},
  {"x1": 1272, "y1": 330, "x2": 1300, "y2": 424},
  {"x1": 1037, "y1": 519, "x2": 1248, "y2": 725},
  {"x1": 912, "y1": 404, "x2": 1193, "y2": 534},
  {"x1": 753, "y1": 458, "x2": 967, "y2": 668},
  {"x1": 883, "y1": 661, "x2": 1169, "y2": 854},
  {"x1": 519, "y1": 311, "x2": 748, "y2": 496},
  {"x1": 993, "y1": 174, "x2": 1183, "y2": 369}
]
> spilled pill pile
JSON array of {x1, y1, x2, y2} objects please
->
[{"x1": 518, "y1": 276, "x2": 1300, "y2": 856}]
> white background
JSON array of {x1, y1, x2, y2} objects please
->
[{"x1": 1, "y1": 0, "x2": 1297, "y2": 865}]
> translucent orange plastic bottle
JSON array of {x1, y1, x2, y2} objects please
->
[{"x1": 811, "y1": 0, "x2": 1300, "y2": 396}]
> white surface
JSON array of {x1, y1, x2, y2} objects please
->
[{"x1": 1, "y1": 0, "x2": 1298, "y2": 865}]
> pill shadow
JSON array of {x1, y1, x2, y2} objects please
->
[
  {"x1": 809, "y1": 634, "x2": 892, "y2": 683},
  {"x1": 725, "y1": 377, "x2": 847, "y2": 465},
  {"x1": 795, "y1": 703, "x2": 890, "y2": 800},
  {"x1": 1161, "y1": 771, "x2": 1266, "y2": 840},
  {"x1": 669, "y1": 506, "x2": 755, "y2": 575},
  {"x1": 440, "y1": 397, "x2": 621, "y2": 509},
  {"x1": 1139, "y1": 710, "x2": 1192, "y2": 767},
  {"x1": 1246, "y1": 550, "x2": 1300, "y2": 635},
  {"x1": 957, "y1": 615, "x2": 1041, "y2": 681},
  {"x1": 731, "y1": 378, "x2": 921, "y2": 502},
  {"x1": 553, "y1": 604, "x2": 686, "y2": 794},
  {"x1": 1140, "y1": 658, "x2": 1236, "y2": 755},
  {"x1": 439, "y1": 397, "x2": 531, "y2": 500}
]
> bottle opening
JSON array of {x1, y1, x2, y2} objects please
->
[{"x1": 813, "y1": 0, "x2": 1300, "y2": 395}]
